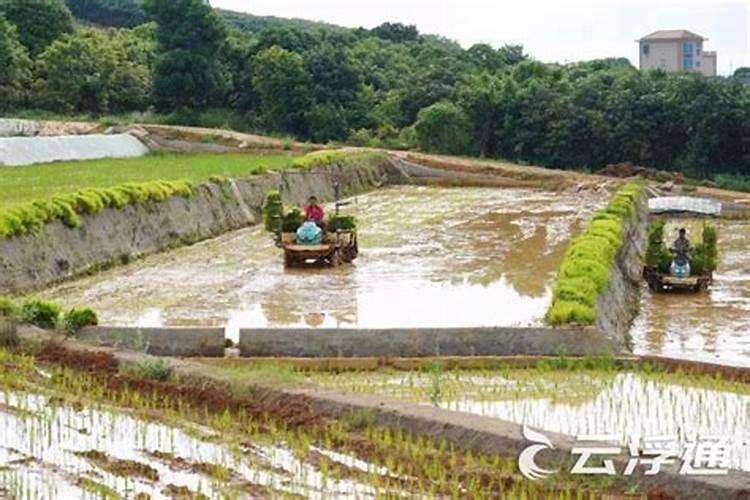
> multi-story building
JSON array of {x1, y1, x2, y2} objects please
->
[{"x1": 637, "y1": 30, "x2": 717, "y2": 76}]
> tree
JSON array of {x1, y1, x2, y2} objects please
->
[
  {"x1": 33, "y1": 31, "x2": 113, "y2": 113},
  {"x1": 414, "y1": 102, "x2": 471, "y2": 155},
  {"x1": 371, "y1": 22, "x2": 418, "y2": 43},
  {"x1": 497, "y1": 44, "x2": 528, "y2": 66},
  {"x1": 252, "y1": 46, "x2": 311, "y2": 137},
  {"x1": 0, "y1": 0, "x2": 74, "y2": 55},
  {"x1": 735, "y1": 67, "x2": 750, "y2": 80},
  {"x1": 458, "y1": 72, "x2": 505, "y2": 157},
  {"x1": 65, "y1": 0, "x2": 149, "y2": 28},
  {"x1": 143, "y1": 0, "x2": 228, "y2": 110},
  {"x1": 33, "y1": 28, "x2": 153, "y2": 113},
  {"x1": 467, "y1": 43, "x2": 507, "y2": 72},
  {"x1": 0, "y1": 17, "x2": 31, "y2": 111}
]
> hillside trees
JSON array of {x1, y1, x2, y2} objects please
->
[
  {"x1": 457, "y1": 72, "x2": 505, "y2": 156},
  {"x1": 371, "y1": 22, "x2": 419, "y2": 43},
  {"x1": 0, "y1": 18, "x2": 31, "y2": 111},
  {"x1": 0, "y1": 0, "x2": 74, "y2": 55},
  {"x1": 143, "y1": 0, "x2": 229, "y2": 110},
  {"x1": 304, "y1": 44, "x2": 366, "y2": 141},
  {"x1": 65, "y1": 0, "x2": 148, "y2": 28},
  {"x1": 251, "y1": 46, "x2": 312, "y2": 137},
  {"x1": 33, "y1": 28, "x2": 154, "y2": 113},
  {"x1": 414, "y1": 101, "x2": 472, "y2": 155},
  {"x1": 0, "y1": 0, "x2": 746, "y2": 179}
]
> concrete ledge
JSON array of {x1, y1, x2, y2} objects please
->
[
  {"x1": 77, "y1": 326, "x2": 225, "y2": 357},
  {"x1": 238, "y1": 326, "x2": 618, "y2": 358}
]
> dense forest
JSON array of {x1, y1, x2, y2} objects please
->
[{"x1": 1, "y1": 0, "x2": 749, "y2": 180}]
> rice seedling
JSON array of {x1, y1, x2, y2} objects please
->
[{"x1": 0, "y1": 348, "x2": 667, "y2": 498}]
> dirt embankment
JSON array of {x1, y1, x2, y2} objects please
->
[{"x1": 393, "y1": 152, "x2": 614, "y2": 191}]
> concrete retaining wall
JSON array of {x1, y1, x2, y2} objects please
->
[
  {"x1": 77, "y1": 326, "x2": 225, "y2": 357},
  {"x1": 594, "y1": 192, "x2": 649, "y2": 349},
  {"x1": 238, "y1": 326, "x2": 617, "y2": 358},
  {"x1": 0, "y1": 155, "x2": 400, "y2": 293}
]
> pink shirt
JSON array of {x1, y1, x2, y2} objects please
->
[{"x1": 305, "y1": 204, "x2": 324, "y2": 221}]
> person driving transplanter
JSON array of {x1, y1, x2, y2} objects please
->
[{"x1": 304, "y1": 196, "x2": 325, "y2": 228}]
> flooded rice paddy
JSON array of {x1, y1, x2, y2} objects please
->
[
  {"x1": 630, "y1": 220, "x2": 750, "y2": 367},
  {"x1": 0, "y1": 351, "x2": 589, "y2": 499},
  {"x1": 309, "y1": 367, "x2": 750, "y2": 472},
  {"x1": 0, "y1": 390, "x2": 401, "y2": 499},
  {"x1": 45, "y1": 186, "x2": 605, "y2": 341}
]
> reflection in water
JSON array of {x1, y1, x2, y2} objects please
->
[
  {"x1": 443, "y1": 373, "x2": 750, "y2": 472},
  {"x1": 630, "y1": 220, "x2": 750, "y2": 366},
  {"x1": 0, "y1": 390, "x2": 399, "y2": 499},
  {"x1": 45, "y1": 186, "x2": 604, "y2": 341},
  {"x1": 311, "y1": 370, "x2": 750, "y2": 472}
]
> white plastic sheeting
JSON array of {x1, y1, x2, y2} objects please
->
[
  {"x1": 649, "y1": 196, "x2": 722, "y2": 216},
  {"x1": 0, "y1": 134, "x2": 149, "y2": 166}
]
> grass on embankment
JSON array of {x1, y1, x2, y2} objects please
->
[
  {"x1": 546, "y1": 183, "x2": 645, "y2": 325},
  {"x1": 0, "y1": 152, "x2": 296, "y2": 209}
]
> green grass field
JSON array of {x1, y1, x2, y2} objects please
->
[{"x1": 0, "y1": 152, "x2": 296, "y2": 208}]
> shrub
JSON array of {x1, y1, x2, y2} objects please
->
[
  {"x1": 702, "y1": 224, "x2": 718, "y2": 272},
  {"x1": 348, "y1": 128, "x2": 377, "y2": 147},
  {"x1": 208, "y1": 175, "x2": 228, "y2": 185},
  {"x1": 327, "y1": 215, "x2": 357, "y2": 231},
  {"x1": 123, "y1": 359, "x2": 172, "y2": 381},
  {"x1": 715, "y1": 174, "x2": 750, "y2": 193},
  {"x1": 546, "y1": 301, "x2": 596, "y2": 326},
  {"x1": 0, "y1": 296, "x2": 17, "y2": 318},
  {"x1": 62, "y1": 307, "x2": 98, "y2": 337},
  {"x1": 546, "y1": 183, "x2": 644, "y2": 326},
  {"x1": 646, "y1": 223, "x2": 665, "y2": 267},
  {"x1": 19, "y1": 298, "x2": 61, "y2": 329},
  {"x1": 282, "y1": 208, "x2": 304, "y2": 232},
  {"x1": 291, "y1": 150, "x2": 349, "y2": 170},
  {"x1": 263, "y1": 190, "x2": 283, "y2": 232},
  {"x1": 0, "y1": 180, "x2": 194, "y2": 239}
]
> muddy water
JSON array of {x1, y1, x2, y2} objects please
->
[
  {"x1": 46, "y1": 186, "x2": 604, "y2": 341},
  {"x1": 630, "y1": 220, "x2": 750, "y2": 367},
  {"x1": 0, "y1": 389, "x2": 405, "y2": 499},
  {"x1": 309, "y1": 369, "x2": 750, "y2": 472}
]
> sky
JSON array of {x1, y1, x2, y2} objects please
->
[{"x1": 212, "y1": 0, "x2": 749, "y2": 75}]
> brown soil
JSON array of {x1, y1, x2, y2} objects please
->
[
  {"x1": 36, "y1": 343, "x2": 325, "y2": 430},
  {"x1": 145, "y1": 450, "x2": 231, "y2": 478},
  {"x1": 397, "y1": 152, "x2": 605, "y2": 191},
  {"x1": 146, "y1": 450, "x2": 275, "y2": 497},
  {"x1": 597, "y1": 162, "x2": 686, "y2": 184},
  {"x1": 75, "y1": 450, "x2": 160, "y2": 482},
  {"x1": 162, "y1": 484, "x2": 208, "y2": 500}
]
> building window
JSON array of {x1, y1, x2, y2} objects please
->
[
  {"x1": 643, "y1": 44, "x2": 650, "y2": 56},
  {"x1": 683, "y1": 42, "x2": 694, "y2": 70},
  {"x1": 696, "y1": 60, "x2": 701, "y2": 67}
]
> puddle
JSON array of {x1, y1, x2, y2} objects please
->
[
  {"x1": 630, "y1": 220, "x2": 750, "y2": 367},
  {"x1": 45, "y1": 186, "x2": 605, "y2": 342},
  {"x1": 309, "y1": 369, "x2": 750, "y2": 472},
  {"x1": 0, "y1": 389, "x2": 406, "y2": 499}
]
